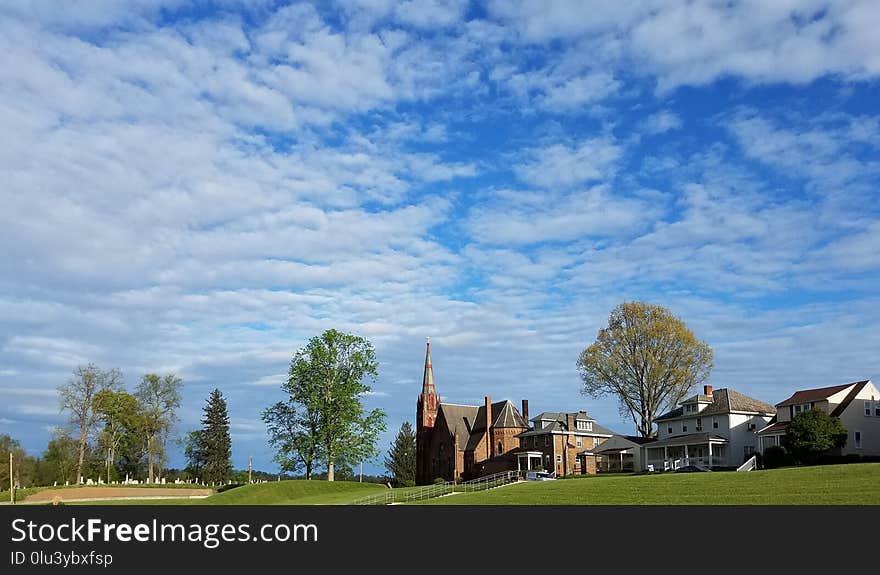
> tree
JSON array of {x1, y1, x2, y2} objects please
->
[
  {"x1": 280, "y1": 329, "x2": 387, "y2": 481},
  {"x1": 197, "y1": 389, "x2": 233, "y2": 485},
  {"x1": 40, "y1": 428, "x2": 80, "y2": 485},
  {"x1": 93, "y1": 390, "x2": 140, "y2": 484},
  {"x1": 134, "y1": 373, "x2": 183, "y2": 483},
  {"x1": 782, "y1": 409, "x2": 848, "y2": 464},
  {"x1": 384, "y1": 421, "x2": 416, "y2": 487},
  {"x1": 262, "y1": 400, "x2": 322, "y2": 480},
  {"x1": 58, "y1": 364, "x2": 123, "y2": 483},
  {"x1": 576, "y1": 302, "x2": 714, "y2": 438},
  {"x1": 183, "y1": 430, "x2": 205, "y2": 479}
]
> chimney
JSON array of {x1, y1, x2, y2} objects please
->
[
  {"x1": 485, "y1": 396, "x2": 492, "y2": 460},
  {"x1": 704, "y1": 385, "x2": 713, "y2": 396},
  {"x1": 566, "y1": 413, "x2": 576, "y2": 432},
  {"x1": 521, "y1": 399, "x2": 529, "y2": 422}
]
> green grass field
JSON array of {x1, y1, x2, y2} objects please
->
[
  {"x1": 66, "y1": 480, "x2": 387, "y2": 506},
  {"x1": 31, "y1": 463, "x2": 880, "y2": 505},
  {"x1": 417, "y1": 463, "x2": 880, "y2": 505}
]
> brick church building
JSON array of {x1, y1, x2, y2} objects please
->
[
  {"x1": 415, "y1": 340, "x2": 530, "y2": 485},
  {"x1": 415, "y1": 340, "x2": 617, "y2": 484}
]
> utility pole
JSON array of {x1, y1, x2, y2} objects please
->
[
  {"x1": 248, "y1": 455, "x2": 253, "y2": 484},
  {"x1": 9, "y1": 452, "x2": 14, "y2": 504}
]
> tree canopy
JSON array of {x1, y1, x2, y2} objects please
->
[
  {"x1": 134, "y1": 373, "x2": 183, "y2": 483},
  {"x1": 783, "y1": 409, "x2": 848, "y2": 464},
  {"x1": 577, "y1": 302, "x2": 714, "y2": 438},
  {"x1": 58, "y1": 364, "x2": 123, "y2": 483},
  {"x1": 266, "y1": 329, "x2": 387, "y2": 481}
]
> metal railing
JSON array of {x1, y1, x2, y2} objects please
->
[
  {"x1": 736, "y1": 455, "x2": 757, "y2": 472},
  {"x1": 351, "y1": 470, "x2": 522, "y2": 505}
]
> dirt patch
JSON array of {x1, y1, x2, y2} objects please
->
[{"x1": 25, "y1": 487, "x2": 214, "y2": 502}]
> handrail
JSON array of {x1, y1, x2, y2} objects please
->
[
  {"x1": 736, "y1": 455, "x2": 757, "y2": 472},
  {"x1": 351, "y1": 470, "x2": 522, "y2": 505}
]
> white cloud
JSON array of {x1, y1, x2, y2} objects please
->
[
  {"x1": 641, "y1": 110, "x2": 682, "y2": 135},
  {"x1": 515, "y1": 137, "x2": 623, "y2": 188}
]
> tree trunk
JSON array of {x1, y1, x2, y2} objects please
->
[
  {"x1": 147, "y1": 436, "x2": 154, "y2": 484},
  {"x1": 305, "y1": 461, "x2": 312, "y2": 480},
  {"x1": 76, "y1": 422, "x2": 87, "y2": 484}
]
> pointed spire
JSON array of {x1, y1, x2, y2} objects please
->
[{"x1": 422, "y1": 337, "x2": 435, "y2": 394}]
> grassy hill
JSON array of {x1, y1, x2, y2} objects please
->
[
  {"x1": 204, "y1": 480, "x2": 385, "y2": 505},
  {"x1": 417, "y1": 463, "x2": 880, "y2": 505}
]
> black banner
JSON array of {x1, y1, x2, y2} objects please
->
[{"x1": 1, "y1": 505, "x2": 876, "y2": 572}]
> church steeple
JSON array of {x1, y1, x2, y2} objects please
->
[
  {"x1": 416, "y1": 337, "x2": 439, "y2": 485},
  {"x1": 417, "y1": 338, "x2": 439, "y2": 430}
]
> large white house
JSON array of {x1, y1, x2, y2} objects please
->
[
  {"x1": 757, "y1": 380, "x2": 880, "y2": 456},
  {"x1": 645, "y1": 385, "x2": 776, "y2": 470}
]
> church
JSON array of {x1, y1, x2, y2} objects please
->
[
  {"x1": 415, "y1": 340, "x2": 619, "y2": 484},
  {"x1": 415, "y1": 340, "x2": 530, "y2": 485}
]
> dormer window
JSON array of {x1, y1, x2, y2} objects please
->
[{"x1": 576, "y1": 420, "x2": 592, "y2": 431}]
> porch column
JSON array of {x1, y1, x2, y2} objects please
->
[
  {"x1": 708, "y1": 442, "x2": 713, "y2": 465},
  {"x1": 664, "y1": 446, "x2": 668, "y2": 461},
  {"x1": 684, "y1": 444, "x2": 689, "y2": 461}
]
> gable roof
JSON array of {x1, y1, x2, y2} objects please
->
[
  {"x1": 776, "y1": 381, "x2": 868, "y2": 408},
  {"x1": 656, "y1": 388, "x2": 775, "y2": 421},
  {"x1": 436, "y1": 403, "x2": 479, "y2": 451},
  {"x1": 830, "y1": 380, "x2": 871, "y2": 418}
]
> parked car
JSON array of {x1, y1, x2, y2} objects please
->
[{"x1": 526, "y1": 470, "x2": 556, "y2": 481}]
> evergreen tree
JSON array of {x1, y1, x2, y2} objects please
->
[
  {"x1": 384, "y1": 421, "x2": 416, "y2": 487},
  {"x1": 198, "y1": 389, "x2": 232, "y2": 484}
]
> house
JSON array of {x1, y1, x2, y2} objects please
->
[
  {"x1": 645, "y1": 385, "x2": 776, "y2": 470},
  {"x1": 415, "y1": 341, "x2": 529, "y2": 484},
  {"x1": 757, "y1": 379, "x2": 880, "y2": 456},
  {"x1": 515, "y1": 411, "x2": 615, "y2": 475},
  {"x1": 588, "y1": 435, "x2": 656, "y2": 473}
]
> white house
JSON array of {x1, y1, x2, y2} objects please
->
[
  {"x1": 757, "y1": 380, "x2": 880, "y2": 456},
  {"x1": 645, "y1": 385, "x2": 776, "y2": 470}
]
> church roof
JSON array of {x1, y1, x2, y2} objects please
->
[
  {"x1": 436, "y1": 403, "x2": 479, "y2": 451},
  {"x1": 463, "y1": 400, "x2": 529, "y2": 453}
]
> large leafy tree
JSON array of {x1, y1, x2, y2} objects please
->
[
  {"x1": 197, "y1": 389, "x2": 233, "y2": 485},
  {"x1": 384, "y1": 421, "x2": 416, "y2": 487},
  {"x1": 40, "y1": 428, "x2": 80, "y2": 485},
  {"x1": 274, "y1": 329, "x2": 387, "y2": 482},
  {"x1": 93, "y1": 390, "x2": 140, "y2": 483},
  {"x1": 783, "y1": 409, "x2": 848, "y2": 464},
  {"x1": 134, "y1": 373, "x2": 183, "y2": 483},
  {"x1": 58, "y1": 364, "x2": 123, "y2": 483},
  {"x1": 577, "y1": 302, "x2": 714, "y2": 438},
  {"x1": 1, "y1": 435, "x2": 32, "y2": 490},
  {"x1": 262, "y1": 400, "x2": 322, "y2": 480}
]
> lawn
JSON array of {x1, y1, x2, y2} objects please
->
[
  {"x1": 416, "y1": 463, "x2": 880, "y2": 505},
  {"x1": 205, "y1": 479, "x2": 385, "y2": 505},
  {"x1": 16, "y1": 479, "x2": 387, "y2": 506}
]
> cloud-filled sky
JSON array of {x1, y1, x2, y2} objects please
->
[{"x1": 1, "y1": 1, "x2": 879, "y2": 475}]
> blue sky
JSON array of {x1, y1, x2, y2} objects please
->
[{"x1": 1, "y1": 1, "x2": 879, "y2": 476}]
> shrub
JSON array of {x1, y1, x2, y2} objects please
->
[
  {"x1": 762, "y1": 446, "x2": 795, "y2": 469},
  {"x1": 433, "y1": 477, "x2": 446, "y2": 485}
]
